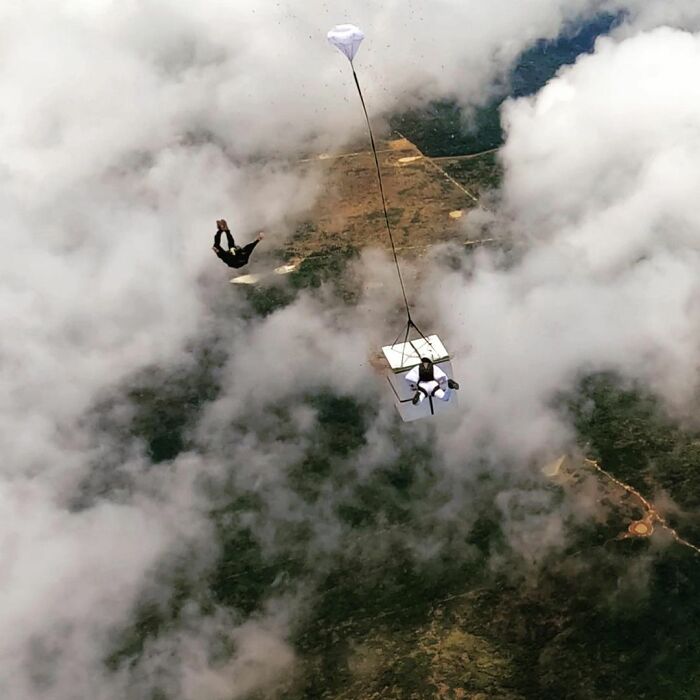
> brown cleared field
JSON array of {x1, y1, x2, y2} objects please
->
[{"x1": 286, "y1": 137, "x2": 488, "y2": 261}]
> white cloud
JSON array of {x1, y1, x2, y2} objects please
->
[{"x1": 429, "y1": 26, "x2": 700, "y2": 472}]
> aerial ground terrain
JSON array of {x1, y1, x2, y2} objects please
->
[{"x1": 109, "y1": 132, "x2": 700, "y2": 699}]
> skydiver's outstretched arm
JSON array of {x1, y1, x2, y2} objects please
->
[{"x1": 240, "y1": 232, "x2": 264, "y2": 254}]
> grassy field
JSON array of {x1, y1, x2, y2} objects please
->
[{"x1": 106, "y1": 355, "x2": 700, "y2": 697}]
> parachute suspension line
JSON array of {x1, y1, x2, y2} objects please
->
[
  {"x1": 329, "y1": 26, "x2": 437, "y2": 368},
  {"x1": 391, "y1": 313, "x2": 436, "y2": 368},
  {"x1": 350, "y1": 66, "x2": 413, "y2": 325}
]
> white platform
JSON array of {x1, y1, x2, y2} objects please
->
[
  {"x1": 381, "y1": 335, "x2": 449, "y2": 372},
  {"x1": 380, "y1": 335, "x2": 457, "y2": 422}
]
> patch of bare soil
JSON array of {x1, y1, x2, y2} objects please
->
[{"x1": 287, "y1": 137, "x2": 480, "y2": 261}]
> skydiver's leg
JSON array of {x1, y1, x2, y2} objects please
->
[
  {"x1": 412, "y1": 381, "x2": 436, "y2": 405},
  {"x1": 435, "y1": 388, "x2": 451, "y2": 401},
  {"x1": 424, "y1": 381, "x2": 439, "y2": 395},
  {"x1": 428, "y1": 382, "x2": 451, "y2": 401},
  {"x1": 213, "y1": 231, "x2": 230, "y2": 263}
]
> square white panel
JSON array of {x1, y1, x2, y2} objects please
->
[{"x1": 381, "y1": 335, "x2": 449, "y2": 373}]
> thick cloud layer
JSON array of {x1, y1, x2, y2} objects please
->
[{"x1": 432, "y1": 26, "x2": 700, "y2": 469}]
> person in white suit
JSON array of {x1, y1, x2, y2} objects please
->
[{"x1": 405, "y1": 357, "x2": 459, "y2": 406}]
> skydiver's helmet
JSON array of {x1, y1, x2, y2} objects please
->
[{"x1": 418, "y1": 357, "x2": 434, "y2": 382}]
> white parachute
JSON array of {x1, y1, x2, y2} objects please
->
[{"x1": 327, "y1": 24, "x2": 365, "y2": 63}]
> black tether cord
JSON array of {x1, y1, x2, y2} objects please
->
[{"x1": 351, "y1": 66, "x2": 412, "y2": 323}]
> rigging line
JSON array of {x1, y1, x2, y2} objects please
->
[
  {"x1": 390, "y1": 318, "x2": 435, "y2": 367},
  {"x1": 351, "y1": 66, "x2": 412, "y2": 323}
]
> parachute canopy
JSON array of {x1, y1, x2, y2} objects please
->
[{"x1": 327, "y1": 24, "x2": 365, "y2": 63}]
